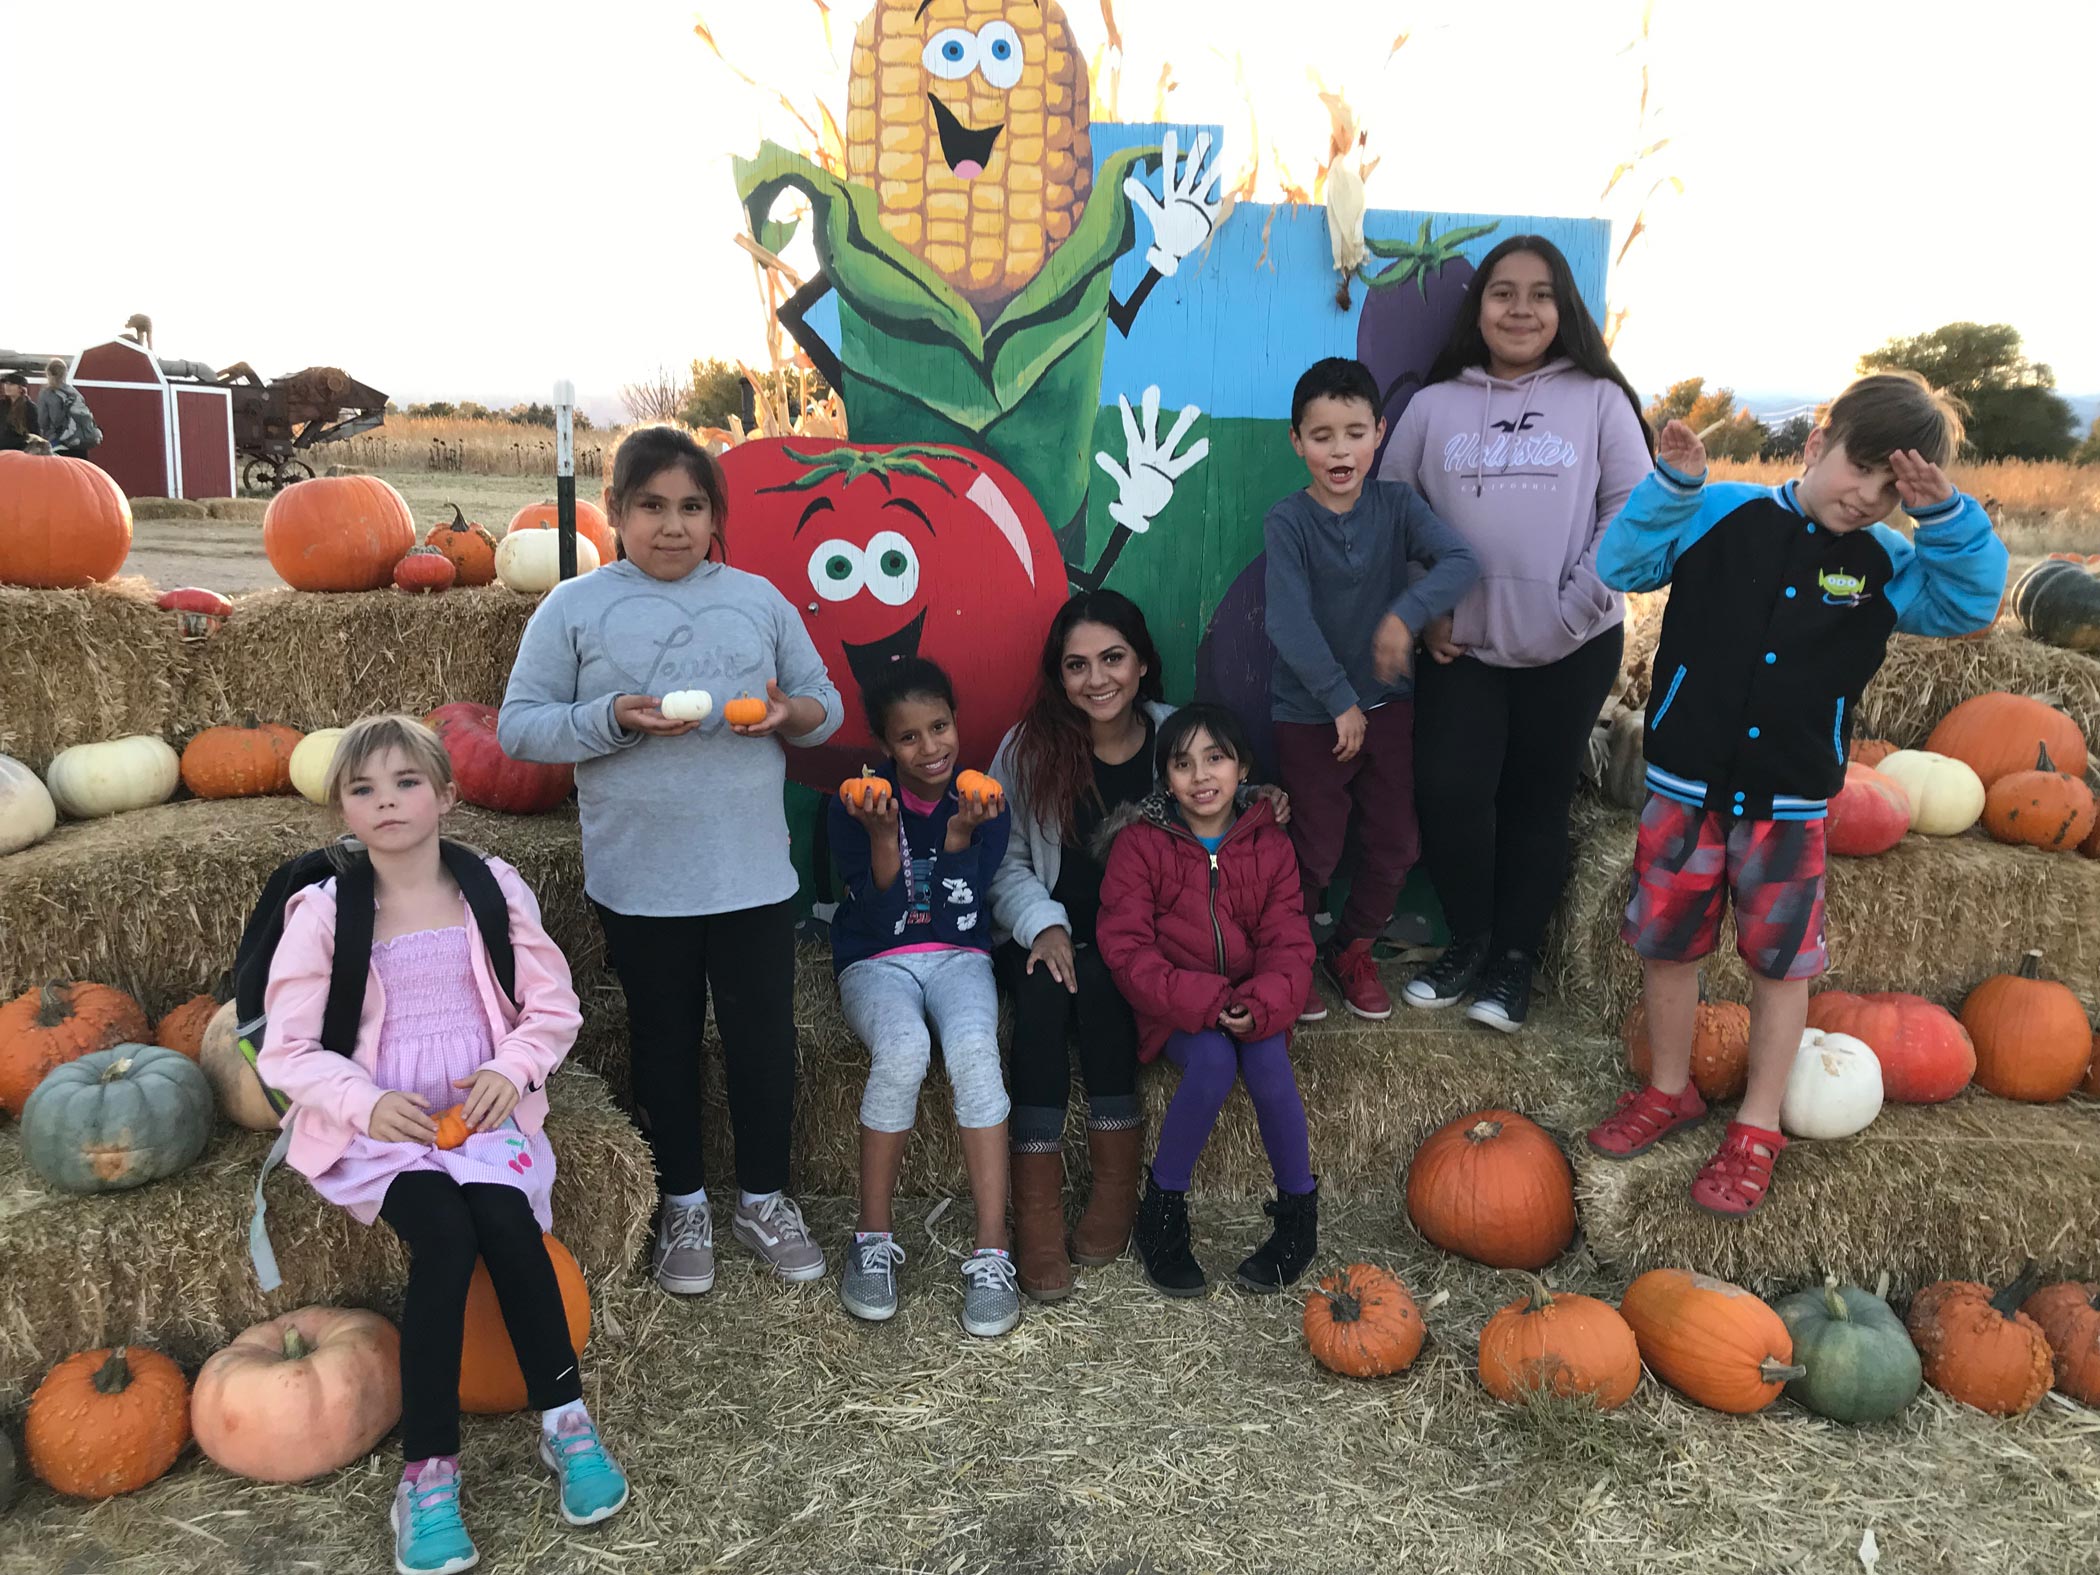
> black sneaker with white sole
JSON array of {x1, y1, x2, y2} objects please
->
[
  {"x1": 1463, "y1": 949, "x2": 1534, "y2": 1033},
  {"x1": 1401, "y1": 934, "x2": 1490, "y2": 1010}
]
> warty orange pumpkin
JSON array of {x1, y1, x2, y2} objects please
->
[
  {"x1": 0, "y1": 980, "x2": 151, "y2": 1118},
  {"x1": 1906, "y1": 1264, "x2": 2052, "y2": 1416},
  {"x1": 24, "y1": 1347, "x2": 189, "y2": 1498}
]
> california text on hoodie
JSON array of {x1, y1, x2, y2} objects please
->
[{"x1": 1378, "y1": 359, "x2": 1652, "y2": 668}]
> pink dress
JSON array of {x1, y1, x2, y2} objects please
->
[{"x1": 308, "y1": 926, "x2": 558, "y2": 1230}]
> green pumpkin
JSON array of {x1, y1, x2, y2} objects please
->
[
  {"x1": 21, "y1": 1044, "x2": 213, "y2": 1194},
  {"x1": 1774, "y1": 1272, "x2": 1921, "y2": 1423},
  {"x1": 2012, "y1": 558, "x2": 2100, "y2": 653}
]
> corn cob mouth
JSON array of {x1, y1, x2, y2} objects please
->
[
  {"x1": 928, "y1": 94, "x2": 1003, "y2": 180},
  {"x1": 843, "y1": 609, "x2": 928, "y2": 693}
]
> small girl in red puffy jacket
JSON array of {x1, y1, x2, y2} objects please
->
[{"x1": 1097, "y1": 703, "x2": 1318, "y2": 1297}]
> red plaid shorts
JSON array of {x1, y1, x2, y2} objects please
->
[{"x1": 1620, "y1": 795, "x2": 1828, "y2": 982}]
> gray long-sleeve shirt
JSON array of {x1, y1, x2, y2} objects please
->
[
  {"x1": 497, "y1": 559, "x2": 842, "y2": 917},
  {"x1": 1262, "y1": 480, "x2": 1480, "y2": 723}
]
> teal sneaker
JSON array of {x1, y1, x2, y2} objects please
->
[
  {"x1": 539, "y1": 1417, "x2": 631, "y2": 1527},
  {"x1": 391, "y1": 1459, "x2": 478, "y2": 1575}
]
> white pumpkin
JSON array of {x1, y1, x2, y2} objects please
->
[
  {"x1": 660, "y1": 689, "x2": 713, "y2": 722},
  {"x1": 1876, "y1": 749, "x2": 1985, "y2": 836},
  {"x1": 496, "y1": 528, "x2": 599, "y2": 594},
  {"x1": 43, "y1": 735, "x2": 180, "y2": 819},
  {"x1": 1780, "y1": 1028, "x2": 1885, "y2": 1140},
  {"x1": 289, "y1": 727, "x2": 348, "y2": 805},
  {"x1": 0, "y1": 753, "x2": 57, "y2": 854}
]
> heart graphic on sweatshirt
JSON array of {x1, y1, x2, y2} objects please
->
[{"x1": 593, "y1": 593, "x2": 773, "y2": 696}]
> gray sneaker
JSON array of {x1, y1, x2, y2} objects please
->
[
  {"x1": 959, "y1": 1249, "x2": 1021, "y2": 1338},
  {"x1": 839, "y1": 1233, "x2": 906, "y2": 1322},
  {"x1": 652, "y1": 1197, "x2": 716, "y2": 1295},
  {"x1": 731, "y1": 1193, "x2": 827, "y2": 1282}
]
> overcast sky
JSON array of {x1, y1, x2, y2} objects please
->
[{"x1": 11, "y1": 0, "x2": 2096, "y2": 416}]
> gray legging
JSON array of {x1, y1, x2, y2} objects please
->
[{"x1": 838, "y1": 949, "x2": 1009, "y2": 1133}]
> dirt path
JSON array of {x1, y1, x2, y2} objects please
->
[{"x1": 120, "y1": 520, "x2": 282, "y2": 592}]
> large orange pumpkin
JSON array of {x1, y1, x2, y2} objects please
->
[
  {"x1": 24, "y1": 1347, "x2": 189, "y2": 1498},
  {"x1": 0, "y1": 452, "x2": 133, "y2": 587},
  {"x1": 1619, "y1": 1268, "x2": 1803, "y2": 1414},
  {"x1": 179, "y1": 720, "x2": 303, "y2": 799},
  {"x1": 1981, "y1": 742, "x2": 2097, "y2": 852},
  {"x1": 1302, "y1": 1264, "x2": 1427, "y2": 1378},
  {"x1": 508, "y1": 499, "x2": 616, "y2": 566},
  {"x1": 0, "y1": 980, "x2": 151, "y2": 1118},
  {"x1": 1478, "y1": 1276, "x2": 1642, "y2": 1411},
  {"x1": 1622, "y1": 989, "x2": 1753, "y2": 1102},
  {"x1": 2021, "y1": 1280, "x2": 2100, "y2": 1407},
  {"x1": 1906, "y1": 1266, "x2": 2052, "y2": 1416},
  {"x1": 426, "y1": 504, "x2": 499, "y2": 586},
  {"x1": 152, "y1": 994, "x2": 220, "y2": 1060},
  {"x1": 1804, "y1": 991, "x2": 1975, "y2": 1104},
  {"x1": 262, "y1": 475, "x2": 416, "y2": 591},
  {"x1": 460, "y1": 1234, "x2": 590, "y2": 1413},
  {"x1": 1925, "y1": 692, "x2": 2088, "y2": 787},
  {"x1": 1960, "y1": 950, "x2": 2093, "y2": 1103},
  {"x1": 191, "y1": 1307, "x2": 402, "y2": 1482},
  {"x1": 1405, "y1": 1109, "x2": 1575, "y2": 1270}
]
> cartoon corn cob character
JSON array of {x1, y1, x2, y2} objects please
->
[{"x1": 845, "y1": 0, "x2": 1092, "y2": 313}]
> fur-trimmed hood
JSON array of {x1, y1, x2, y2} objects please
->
[{"x1": 1087, "y1": 784, "x2": 1272, "y2": 864}]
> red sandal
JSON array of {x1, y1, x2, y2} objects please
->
[
  {"x1": 1586, "y1": 1082, "x2": 1709, "y2": 1159},
  {"x1": 1691, "y1": 1122, "x2": 1788, "y2": 1218}
]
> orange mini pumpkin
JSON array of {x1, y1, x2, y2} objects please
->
[
  {"x1": 508, "y1": 499, "x2": 617, "y2": 566},
  {"x1": 1622, "y1": 984, "x2": 1753, "y2": 1103},
  {"x1": 262, "y1": 474, "x2": 416, "y2": 592},
  {"x1": 152, "y1": 994, "x2": 220, "y2": 1060},
  {"x1": 955, "y1": 769, "x2": 1005, "y2": 807},
  {"x1": 1303, "y1": 1264, "x2": 1426, "y2": 1378},
  {"x1": 0, "y1": 980, "x2": 151, "y2": 1118},
  {"x1": 426, "y1": 504, "x2": 498, "y2": 586},
  {"x1": 1619, "y1": 1268, "x2": 1803, "y2": 1414},
  {"x1": 25, "y1": 1346, "x2": 189, "y2": 1499},
  {"x1": 1960, "y1": 950, "x2": 2093, "y2": 1103},
  {"x1": 839, "y1": 769, "x2": 890, "y2": 811},
  {"x1": 2021, "y1": 1279, "x2": 2100, "y2": 1407},
  {"x1": 433, "y1": 1105, "x2": 471, "y2": 1150},
  {"x1": 460, "y1": 1234, "x2": 590, "y2": 1413},
  {"x1": 1906, "y1": 1265, "x2": 2052, "y2": 1416},
  {"x1": 723, "y1": 696, "x2": 770, "y2": 728},
  {"x1": 1478, "y1": 1276, "x2": 1642, "y2": 1411},
  {"x1": 392, "y1": 545, "x2": 457, "y2": 594},
  {"x1": 180, "y1": 719, "x2": 303, "y2": 799},
  {"x1": 1405, "y1": 1109, "x2": 1575, "y2": 1271},
  {"x1": 1981, "y1": 742, "x2": 2096, "y2": 852}
]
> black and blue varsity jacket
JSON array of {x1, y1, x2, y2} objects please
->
[{"x1": 1597, "y1": 463, "x2": 2006, "y2": 821}]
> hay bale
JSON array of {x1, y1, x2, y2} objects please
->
[
  {"x1": 1577, "y1": 1095, "x2": 2100, "y2": 1298},
  {"x1": 0, "y1": 1066, "x2": 652, "y2": 1399},
  {"x1": 201, "y1": 497, "x2": 268, "y2": 522},
  {"x1": 0, "y1": 798, "x2": 603, "y2": 1018},
  {"x1": 1545, "y1": 801, "x2": 2100, "y2": 1032},
  {"x1": 127, "y1": 497, "x2": 210, "y2": 521},
  {"x1": 178, "y1": 586, "x2": 538, "y2": 736},
  {"x1": 1858, "y1": 627, "x2": 2100, "y2": 749},
  {"x1": 1612, "y1": 589, "x2": 1669, "y2": 707},
  {"x1": 0, "y1": 581, "x2": 193, "y2": 772}
]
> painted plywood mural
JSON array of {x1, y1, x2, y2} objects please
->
[{"x1": 726, "y1": 0, "x2": 1608, "y2": 797}]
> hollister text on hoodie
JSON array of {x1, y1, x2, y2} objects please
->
[{"x1": 1597, "y1": 462, "x2": 2006, "y2": 821}]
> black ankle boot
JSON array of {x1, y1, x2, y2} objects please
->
[
  {"x1": 1133, "y1": 1167, "x2": 1207, "y2": 1298},
  {"x1": 1234, "y1": 1182, "x2": 1319, "y2": 1293}
]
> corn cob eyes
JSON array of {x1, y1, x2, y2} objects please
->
[{"x1": 846, "y1": 0, "x2": 1093, "y2": 315}]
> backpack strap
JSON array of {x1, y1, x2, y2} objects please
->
[
  {"x1": 231, "y1": 848, "x2": 341, "y2": 1031},
  {"x1": 321, "y1": 857, "x2": 376, "y2": 1057},
  {"x1": 441, "y1": 840, "x2": 518, "y2": 1008}
]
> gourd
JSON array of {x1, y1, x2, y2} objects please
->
[
  {"x1": 660, "y1": 689, "x2": 713, "y2": 722},
  {"x1": 191, "y1": 1308, "x2": 402, "y2": 1482},
  {"x1": 433, "y1": 1105, "x2": 471, "y2": 1150},
  {"x1": 0, "y1": 981, "x2": 152, "y2": 1119},
  {"x1": 1773, "y1": 1272, "x2": 1921, "y2": 1422},
  {"x1": 21, "y1": 1045, "x2": 215, "y2": 1194},
  {"x1": 1906, "y1": 1264, "x2": 2052, "y2": 1416},
  {"x1": 25, "y1": 1347, "x2": 189, "y2": 1498},
  {"x1": 1404, "y1": 1110, "x2": 1576, "y2": 1271},
  {"x1": 839, "y1": 768, "x2": 891, "y2": 811},
  {"x1": 955, "y1": 769, "x2": 1005, "y2": 807},
  {"x1": 2011, "y1": 556, "x2": 2100, "y2": 652},
  {"x1": 1302, "y1": 1264, "x2": 1428, "y2": 1378},
  {"x1": 1874, "y1": 750, "x2": 1984, "y2": 836},
  {"x1": 152, "y1": 994, "x2": 220, "y2": 1059},
  {"x1": 155, "y1": 585, "x2": 233, "y2": 636},
  {"x1": 1622, "y1": 986, "x2": 1752, "y2": 1102},
  {"x1": 288, "y1": 728, "x2": 348, "y2": 806},
  {"x1": 1778, "y1": 1028, "x2": 1883, "y2": 1140},
  {"x1": 2020, "y1": 1279, "x2": 2100, "y2": 1406},
  {"x1": 722, "y1": 696, "x2": 770, "y2": 728},
  {"x1": 391, "y1": 545, "x2": 457, "y2": 593},
  {"x1": 44, "y1": 735, "x2": 180, "y2": 819}
]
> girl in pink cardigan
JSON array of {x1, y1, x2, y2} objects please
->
[{"x1": 258, "y1": 714, "x2": 627, "y2": 1575}]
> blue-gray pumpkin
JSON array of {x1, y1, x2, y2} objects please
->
[
  {"x1": 21, "y1": 1045, "x2": 213, "y2": 1194},
  {"x1": 1774, "y1": 1272, "x2": 1921, "y2": 1423}
]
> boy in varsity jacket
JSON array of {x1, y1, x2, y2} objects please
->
[{"x1": 1583, "y1": 372, "x2": 2005, "y2": 1217}]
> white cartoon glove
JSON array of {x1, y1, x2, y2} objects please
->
[
  {"x1": 1095, "y1": 386, "x2": 1210, "y2": 536},
  {"x1": 1123, "y1": 128, "x2": 1224, "y2": 278}
]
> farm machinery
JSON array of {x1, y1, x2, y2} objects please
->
[{"x1": 217, "y1": 363, "x2": 389, "y2": 491}]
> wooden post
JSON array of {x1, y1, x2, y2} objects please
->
[{"x1": 554, "y1": 378, "x2": 577, "y2": 581}]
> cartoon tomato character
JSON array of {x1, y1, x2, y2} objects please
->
[{"x1": 718, "y1": 439, "x2": 1069, "y2": 789}]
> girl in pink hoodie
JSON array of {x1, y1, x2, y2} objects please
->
[
  {"x1": 1377, "y1": 235, "x2": 1654, "y2": 1035},
  {"x1": 258, "y1": 714, "x2": 627, "y2": 1574}
]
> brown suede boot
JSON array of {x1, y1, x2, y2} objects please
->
[
  {"x1": 1010, "y1": 1149, "x2": 1074, "y2": 1301},
  {"x1": 1070, "y1": 1124, "x2": 1143, "y2": 1266}
]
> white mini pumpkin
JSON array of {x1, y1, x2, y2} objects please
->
[
  {"x1": 43, "y1": 735, "x2": 180, "y2": 819},
  {"x1": 1875, "y1": 750, "x2": 1984, "y2": 836},
  {"x1": 660, "y1": 689, "x2": 713, "y2": 722},
  {"x1": 0, "y1": 753, "x2": 57, "y2": 854},
  {"x1": 495, "y1": 528, "x2": 599, "y2": 594},
  {"x1": 289, "y1": 727, "x2": 348, "y2": 806},
  {"x1": 1780, "y1": 1028, "x2": 1885, "y2": 1140}
]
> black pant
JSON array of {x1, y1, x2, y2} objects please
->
[
  {"x1": 1412, "y1": 623, "x2": 1624, "y2": 957},
  {"x1": 997, "y1": 940, "x2": 1140, "y2": 1150},
  {"x1": 380, "y1": 1174, "x2": 580, "y2": 1461},
  {"x1": 593, "y1": 898, "x2": 798, "y2": 1196}
]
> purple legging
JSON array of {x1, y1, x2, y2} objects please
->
[{"x1": 1152, "y1": 1030, "x2": 1315, "y2": 1195}]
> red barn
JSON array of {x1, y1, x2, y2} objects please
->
[{"x1": 69, "y1": 339, "x2": 235, "y2": 499}]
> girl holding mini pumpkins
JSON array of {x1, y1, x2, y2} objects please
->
[
  {"x1": 500, "y1": 426, "x2": 844, "y2": 1299},
  {"x1": 258, "y1": 714, "x2": 627, "y2": 1574}
]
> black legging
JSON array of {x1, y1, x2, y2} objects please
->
[
  {"x1": 380, "y1": 1173, "x2": 580, "y2": 1461},
  {"x1": 998, "y1": 939, "x2": 1140, "y2": 1151},
  {"x1": 1412, "y1": 622, "x2": 1624, "y2": 957},
  {"x1": 593, "y1": 898, "x2": 798, "y2": 1197}
]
